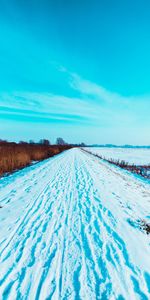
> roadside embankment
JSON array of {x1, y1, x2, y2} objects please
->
[{"x1": 82, "y1": 148, "x2": 150, "y2": 179}]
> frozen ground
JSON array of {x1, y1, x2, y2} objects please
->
[
  {"x1": 0, "y1": 148, "x2": 150, "y2": 300},
  {"x1": 85, "y1": 147, "x2": 150, "y2": 165}
]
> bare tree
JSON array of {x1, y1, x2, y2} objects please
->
[
  {"x1": 80, "y1": 142, "x2": 86, "y2": 147},
  {"x1": 56, "y1": 137, "x2": 66, "y2": 145},
  {"x1": 29, "y1": 140, "x2": 35, "y2": 144},
  {"x1": 39, "y1": 139, "x2": 51, "y2": 145}
]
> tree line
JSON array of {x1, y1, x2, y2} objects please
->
[{"x1": 0, "y1": 138, "x2": 86, "y2": 147}]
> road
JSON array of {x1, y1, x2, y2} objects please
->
[{"x1": 0, "y1": 148, "x2": 150, "y2": 300}]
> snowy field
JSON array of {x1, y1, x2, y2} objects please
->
[
  {"x1": 85, "y1": 147, "x2": 150, "y2": 165},
  {"x1": 0, "y1": 148, "x2": 150, "y2": 299}
]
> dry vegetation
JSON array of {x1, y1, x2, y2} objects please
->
[
  {"x1": 140, "y1": 220, "x2": 150, "y2": 235},
  {"x1": 82, "y1": 149, "x2": 150, "y2": 179},
  {"x1": 102, "y1": 158, "x2": 150, "y2": 179},
  {"x1": 0, "y1": 141, "x2": 71, "y2": 177}
]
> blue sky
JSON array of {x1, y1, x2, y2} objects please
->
[{"x1": 0, "y1": 0, "x2": 150, "y2": 144}]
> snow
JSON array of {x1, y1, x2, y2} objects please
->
[
  {"x1": 85, "y1": 147, "x2": 150, "y2": 165},
  {"x1": 0, "y1": 148, "x2": 150, "y2": 299}
]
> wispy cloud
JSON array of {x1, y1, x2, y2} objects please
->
[
  {"x1": 69, "y1": 71, "x2": 150, "y2": 105},
  {"x1": 0, "y1": 92, "x2": 97, "y2": 125},
  {"x1": 0, "y1": 67, "x2": 150, "y2": 142},
  {"x1": 67, "y1": 70, "x2": 150, "y2": 125},
  {"x1": 70, "y1": 73, "x2": 119, "y2": 102}
]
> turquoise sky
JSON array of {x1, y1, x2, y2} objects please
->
[{"x1": 0, "y1": 0, "x2": 150, "y2": 144}]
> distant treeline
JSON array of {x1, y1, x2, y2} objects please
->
[
  {"x1": 0, "y1": 137, "x2": 86, "y2": 147},
  {"x1": 0, "y1": 138, "x2": 74, "y2": 177},
  {"x1": 86, "y1": 144, "x2": 150, "y2": 148}
]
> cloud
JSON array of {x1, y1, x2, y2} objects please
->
[
  {"x1": 69, "y1": 72, "x2": 150, "y2": 104},
  {"x1": 0, "y1": 92, "x2": 97, "y2": 125},
  {"x1": 70, "y1": 73, "x2": 118, "y2": 102},
  {"x1": 0, "y1": 68, "x2": 150, "y2": 132},
  {"x1": 67, "y1": 71, "x2": 150, "y2": 125}
]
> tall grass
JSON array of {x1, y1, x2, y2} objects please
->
[
  {"x1": 0, "y1": 142, "x2": 71, "y2": 176},
  {"x1": 82, "y1": 148, "x2": 150, "y2": 179}
]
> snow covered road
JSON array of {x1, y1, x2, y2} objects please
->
[{"x1": 0, "y1": 148, "x2": 150, "y2": 300}]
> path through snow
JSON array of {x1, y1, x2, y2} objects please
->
[{"x1": 0, "y1": 148, "x2": 150, "y2": 299}]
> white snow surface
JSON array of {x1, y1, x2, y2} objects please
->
[
  {"x1": 85, "y1": 147, "x2": 150, "y2": 165},
  {"x1": 0, "y1": 148, "x2": 150, "y2": 300}
]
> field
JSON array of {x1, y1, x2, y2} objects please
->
[
  {"x1": 85, "y1": 147, "x2": 150, "y2": 165},
  {"x1": 0, "y1": 148, "x2": 150, "y2": 299}
]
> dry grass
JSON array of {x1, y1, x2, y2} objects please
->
[
  {"x1": 82, "y1": 149, "x2": 150, "y2": 179},
  {"x1": 140, "y1": 220, "x2": 150, "y2": 234},
  {"x1": 0, "y1": 142, "x2": 71, "y2": 176}
]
